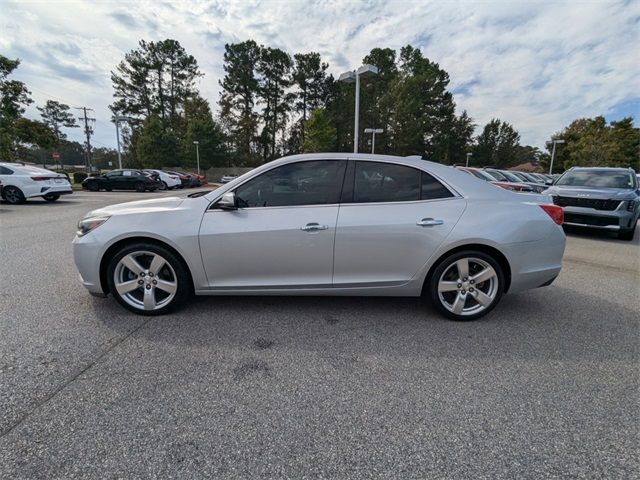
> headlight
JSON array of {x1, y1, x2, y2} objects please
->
[{"x1": 77, "y1": 216, "x2": 110, "y2": 237}]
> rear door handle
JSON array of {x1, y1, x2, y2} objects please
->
[
  {"x1": 301, "y1": 222, "x2": 329, "y2": 232},
  {"x1": 417, "y1": 218, "x2": 444, "y2": 227}
]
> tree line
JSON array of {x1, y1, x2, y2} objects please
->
[{"x1": 1, "y1": 41, "x2": 637, "y2": 173}]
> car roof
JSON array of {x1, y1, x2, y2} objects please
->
[
  {"x1": 205, "y1": 153, "x2": 514, "y2": 201},
  {"x1": 569, "y1": 166, "x2": 634, "y2": 172}
]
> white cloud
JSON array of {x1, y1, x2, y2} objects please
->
[{"x1": 1, "y1": 0, "x2": 638, "y2": 150}]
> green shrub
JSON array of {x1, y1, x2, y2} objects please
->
[{"x1": 73, "y1": 172, "x2": 88, "y2": 183}]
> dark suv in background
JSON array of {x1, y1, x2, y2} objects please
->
[
  {"x1": 544, "y1": 167, "x2": 639, "y2": 240},
  {"x1": 82, "y1": 169, "x2": 162, "y2": 192}
]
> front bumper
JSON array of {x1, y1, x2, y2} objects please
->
[
  {"x1": 73, "y1": 232, "x2": 106, "y2": 295},
  {"x1": 562, "y1": 206, "x2": 636, "y2": 231}
]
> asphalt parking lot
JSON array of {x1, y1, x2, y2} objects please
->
[{"x1": 0, "y1": 190, "x2": 638, "y2": 479}]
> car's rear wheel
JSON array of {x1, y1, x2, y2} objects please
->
[
  {"x1": 159, "y1": 181, "x2": 168, "y2": 190},
  {"x1": 134, "y1": 182, "x2": 145, "y2": 192},
  {"x1": 43, "y1": 194, "x2": 60, "y2": 202},
  {"x1": 106, "y1": 243, "x2": 191, "y2": 315},
  {"x1": 428, "y1": 250, "x2": 504, "y2": 321},
  {"x1": 2, "y1": 186, "x2": 26, "y2": 204}
]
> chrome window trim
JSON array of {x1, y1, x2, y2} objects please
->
[{"x1": 206, "y1": 157, "x2": 462, "y2": 211}]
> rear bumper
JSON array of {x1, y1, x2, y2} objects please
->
[
  {"x1": 24, "y1": 184, "x2": 73, "y2": 198},
  {"x1": 503, "y1": 228, "x2": 566, "y2": 294}
]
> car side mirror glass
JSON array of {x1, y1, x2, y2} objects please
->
[
  {"x1": 545, "y1": 179, "x2": 553, "y2": 186},
  {"x1": 218, "y1": 191, "x2": 237, "y2": 210}
]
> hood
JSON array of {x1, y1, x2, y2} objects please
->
[
  {"x1": 86, "y1": 196, "x2": 186, "y2": 217},
  {"x1": 543, "y1": 186, "x2": 637, "y2": 200}
]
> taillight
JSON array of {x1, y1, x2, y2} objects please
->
[
  {"x1": 540, "y1": 204, "x2": 564, "y2": 225},
  {"x1": 31, "y1": 176, "x2": 53, "y2": 181}
]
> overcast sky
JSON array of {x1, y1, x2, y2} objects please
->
[{"x1": 1, "y1": 0, "x2": 638, "y2": 152}]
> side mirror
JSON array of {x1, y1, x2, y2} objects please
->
[
  {"x1": 218, "y1": 191, "x2": 237, "y2": 210},
  {"x1": 545, "y1": 179, "x2": 553, "y2": 186}
]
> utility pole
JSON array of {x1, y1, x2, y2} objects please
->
[
  {"x1": 114, "y1": 114, "x2": 132, "y2": 170},
  {"x1": 548, "y1": 139, "x2": 565, "y2": 175},
  {"x1": 466, "y1": 152, "x2": 473, "y2": 167},
  {"x1": 76, "y1": 107, "x2": 95, "y2": 174},
  {"x1": 193, "y1": 141, "x2": 200, "y2": 175}
]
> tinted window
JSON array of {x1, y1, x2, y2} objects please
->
[
  {"x1": 234, "y1": 160, "x2": 346, "y2": 207},
  {"x1": 106, "y1": 171, "x2": 122, "y2": 178},
  {"x1": 421, "y1": 172, "x2": 453, "y2": 199},
  {"x1": 354, "y1": 162, "x2": 420, "y2": 203},
  {"x1": 0, "y1": 166, "x2": 14, "y2": 175}
]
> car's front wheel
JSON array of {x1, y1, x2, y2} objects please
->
[
  {"x1": 428, "y1": 250, "x2": 504, "y2": 321},
  {"x1": 618, "y1": 222, "x2": 636, "y2": 241},
  {"x1": 43, "y1": 194, "x2": 60, "y2": 202},
  {"x1": 106, "y1": 243, "x2": 191, "y2": 315}
]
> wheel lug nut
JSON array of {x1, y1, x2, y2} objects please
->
[
  {"x1": 149, "y1": 272, "x2": 154, "y2": 277},
  {"x1": 469, "y1": 287, "x2": 474, "y2": 292},
  {"x1": 457, "y1": 283, "x2": 462, "y2": 288},
  {"x1": 461, "y1": 290, "x2": 466, "y2": 294},
  {"x1": 146, "y1": 285, "x2": 151, "y2": 290},
  {"x1": 140, "y1": 272, "x2": 145, "y2": 277},
  {"x1": 152, "y1": 280, "x2": 157, "y2": 285},
  {"x1": 138, "y1": 280, "x2": 143, "y2": 285},
  {"x1": 470, "y1": 280, "x2": 475, "y2": 284}
]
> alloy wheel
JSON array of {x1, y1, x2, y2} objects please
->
[
  {"x1": 437, "y1": 257, "x2": 498, "y2": 316},
  {"x1": 113, "y1": 251, "x2": 178, "y2": 311},
  {"x1": 3, "y1": 187, "x2": 23, "y2": 204}
]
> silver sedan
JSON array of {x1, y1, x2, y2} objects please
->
[{"x1": 73, "y1": 153, "x2": 566, "y2": 321}]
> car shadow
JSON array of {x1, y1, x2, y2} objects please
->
[{"x1": 90, "y1": 284, "x2": 638, "y2": 364}]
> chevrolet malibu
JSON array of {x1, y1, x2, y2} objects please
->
[{"x1": 73, "y1": 153, "x2": 566, "y2": 321}]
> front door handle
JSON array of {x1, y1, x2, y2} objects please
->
[
  {"x1": 301, "y1": 222, "x2": 329, "y2": 232},
  {"x1": 417, "y1": 218, "x2": 444, "y2": 227}
]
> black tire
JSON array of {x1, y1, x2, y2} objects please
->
[
  {"x1": 134, "y1": 182, "x2": 145, "y2": 192},
  {"x1": 618, "y1": 223, "x2": 636, "y2": 241},
  {"x1": 106, "y1": 188, "x2": 112, "y2": 192},
  {"x1": 106, "y1": 242, "x2": 191, "y2": 316},
  {"x1": 427, "y1": 250, "x2": 505, "y2": 321},
  {"x1": 43, "y1": 194, "x2": 60, "y2": 202},
  {"x1": 87, "y1": 182, "x2": 99, "y2": 192},
  {"x1": 160, "y1": 181, "x2": 168, "y2": 190},
  {"x1": 2, "y1": 186, "x2": 26, "y2": 204}
]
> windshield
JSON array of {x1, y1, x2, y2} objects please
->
[
  {"x1": 470, "y1": 169, "x2": 496, "y2": 181},
  {"x1": 484, "y1": 169, "x2": 506, "y2": 181},
  {"x1": 499, "y1": 170, "x2": 522, "y2": 182},
  {"x1": 556, "y1": 170, "x2": 635, "y2": 189}
]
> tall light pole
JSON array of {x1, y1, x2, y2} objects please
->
[
  {"x1": 547, "y1": 139, "x2": 565, "y2": 175},
  {"x1": 338, "y1": 64, "x2": 378, "y2": 153},
  {"x1": 466, "y1": 152, "x2": 473, "y2": 167},
  {"x1": 114, "y1": 114, "x2": 132, "y2": 170},
  {"x1": 364, "y1": 128, "x2": 383, "y2": 154},
  {"x1": 193, "y1": 141, "x2": 200, "y2": 175}
]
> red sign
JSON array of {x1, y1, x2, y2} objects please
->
[{"x1": 52, "y1": 152, "x2": 60, "y2": 160}]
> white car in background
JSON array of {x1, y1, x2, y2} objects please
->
[
  {"x1": 143, "y1": 169, "x2": 181, "y2": 190},
  {"x1": 0, "y1": 162, "x2": 72, "y2": 204}
]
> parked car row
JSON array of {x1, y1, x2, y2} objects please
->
[
  {"x1": 0, "y1": 162, "x2": 73, "y2": 204},
  {"x1": 82, "y1": 169, "x2": 208, "y2": 192},
  {"x1": 456, "y1": 166, "x2": 552, "y2": 193},
  {"x1": 456, "y1": 164, "x2": 639, "y2": 240}
]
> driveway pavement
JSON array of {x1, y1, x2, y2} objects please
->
[{"x1": 0, "y1": 191, "x2": 638, "y2": 479}]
